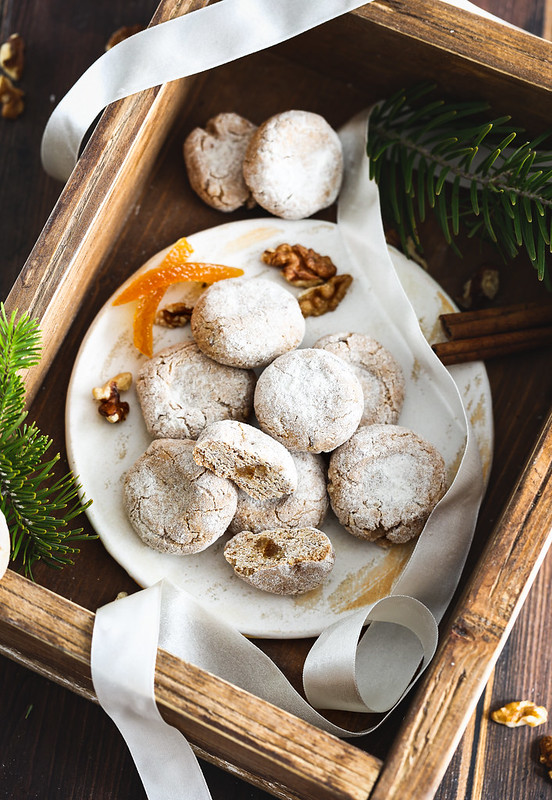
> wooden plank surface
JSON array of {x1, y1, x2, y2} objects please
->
[{"x1": 1, "y1": 1, "x2": 552, "y2": 799}]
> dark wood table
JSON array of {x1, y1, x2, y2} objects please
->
[{"x1": 0, "y1": 1, "x2": 551, "y2": 798}]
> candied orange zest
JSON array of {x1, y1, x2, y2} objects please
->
[
  {"x1": 113, "y1": 262, "x2": 243, "y2": 306},
  {"x1": 133, "y1": 288, "x2": 166, "y2": 357}
]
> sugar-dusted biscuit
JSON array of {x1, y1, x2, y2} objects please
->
[
  {"x1": 227, "y1": 451, "x2": 328, "y2": 535},
  {"x1": 224, "y1": 527, "x2": 335, "y2": 595},
  {"x1": 191, "y1": 277, "x2": 305, "y2": 369},
  {"x1": 124, "y1": 439, "x2": 237, "y2": 554},
  {"x1": 313, "y1": 332, "x2": 405, "y2": 426},
  {"x1": 254, "y1": 348, "x2": 363, "y2": 453},
  {"x1": 243, "y1": 110, "x2": 343, "y2": 219},
  {"x1": 136, "y1": 341, "x2": 256, "y2": 440},
  {"x1": 328, "y1": 424, "x2": 447, "y2": 545},
  {"x1": 193, "y1": 420, "x2": 297, "y2": 499},
  {"x1": 183, "y1": 112, "x2": 257, "y2": 211}
]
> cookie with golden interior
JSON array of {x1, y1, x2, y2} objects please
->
[{"x1": 224, "y1": 527, "x2": 335, "y2": 595}]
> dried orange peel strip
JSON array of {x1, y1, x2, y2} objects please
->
[
  {"x1": 133, "y1": 288, "x2": 166, "y2": 358},
  {"x1": 112, "y1": 236, "x2": 244, "y2": 357},
  {"x1": 113, "y1": 262, "x2": 244, "y2": 306}
]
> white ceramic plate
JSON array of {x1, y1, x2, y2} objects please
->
[{"x1": 66, "y1": 218, "x2": 493, "y2": 638}]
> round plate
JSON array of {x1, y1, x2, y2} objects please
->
[{"x1": 66, "y1": 218, "x2": 492, "y2": 638}]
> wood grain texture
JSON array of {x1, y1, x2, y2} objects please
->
[
  {"x1": 0, "y1": 1, "x2": 552, "y2": 799},
  {"x1": 0, "y1": 569, "x2": 382, "y2": 800}
]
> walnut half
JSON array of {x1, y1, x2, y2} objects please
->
[
  {"x1": 0, "y1": 33, "x2": 24, "y2": 81},
  {"x1": 490, "y1": 700, "x2": 548, "y2": 728},
  {"x1": 92, "y1": 372, "x2": 132, "y2": 423},
  {"x1": 262, "y1": 243, "x2": 337, "y2": 288},
  {"x1": 0, "y1": 75, "x2": 24, "y2": 119},
  {"x1": 539, "y1": 735, "x2": 552, "y2": 780},
  {"x1": 298, "y1": 274, "x2": 353, "y2": 318}
]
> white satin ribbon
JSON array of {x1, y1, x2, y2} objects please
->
[
  {"x1": 91, "y1": 110, "x2": 485, "y2": 799},
  {"x1": 77, "y1": 1, "x2": 505, "y2": 797},
  {"x1": 41, "y1": 0, "x2": 516, "y2": 182}
]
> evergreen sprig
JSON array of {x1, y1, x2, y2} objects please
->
[
  {"x1": 367, "y1": 83, "x2": 552, "y2": 287},
  {"x1": 0, "y1": 306, "x2": 92, "y2": 578}
]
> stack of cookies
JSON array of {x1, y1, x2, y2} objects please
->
[{"x1": 123, "y1": 273, "x2": 446, "y2": 596}]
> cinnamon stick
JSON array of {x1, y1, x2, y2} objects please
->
[
  {"x1": 432, "y1": 325, "x2": 552, "y2": 365},
  {"x1": 440, "y1": 300, "x2": 552, "y2": 340}
]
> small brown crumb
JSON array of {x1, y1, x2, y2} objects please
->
[
  {"x1": 155, "y1": 302, "x2": 193, "y2": 328},
  {"x1": 298, "y1": 274, "x2": 353, "y2": 317},
  {"x1": 0, "y1": 34, "x2": 24, "y2": 81},
  {"x1": 460, "y1": 265, "x2": 500, "y2": 310},
  {"x1": 539, "y1": 736, "x2": 552, "y2": 780},
  {"x1": 491, "y1": 700, "x2": 548, "y2": 728},
  {"x1": 0, "y1": 75, "x2": 24, "y2": 119},
  {"x1": 92, "y1": 373, "x2": 132, "y2": 423},
  {"x1": 262, "y1": 243, "x2": 337, "y2": 288},
  {"x1": 105, "y1": 24, "x2": 145, "y2": 51}
]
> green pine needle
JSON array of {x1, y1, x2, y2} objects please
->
[
  {"x1": 367, "y1": 83, "x2": 552, "y2": 284},
  {"x1": 0, "y1": 305, "x2": 93, "y2": 578}
]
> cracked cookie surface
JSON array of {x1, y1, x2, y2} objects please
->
[
  {"x1": 327, "y1": 424, "x2": 447, "y2": 545},
  {"x1": 313, "y1": 331, "x2": 405, "y2": 426},
  {"x1": 184, "y1": 112, "x2": 257, "y2": 211},
  {"x1": 243, "y1": 110, "x2": 343, "y2": 219},
  {"x1": 254, "y1": 348, "x2": 363, "y2": 453},
  {"x1": 124, "y1": 438, "x2": 237, "y2": 554},
  {"x1": 136, "y1": 341, "x2": 256, "y2": 440},
  {"x1": 191, "y1": 277, "x2": 305, "y2": 368}
]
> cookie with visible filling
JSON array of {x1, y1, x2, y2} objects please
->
[
  {"x1": 224, "y1": 527, "x2": 335, "y2": 595},
  {"x1": 193, "y1": 420, "x2": 297, "y2": 499},
  {"x1": 254, "y1": 348, "x2": 363, "y2": 453},
  {"x1": 124, "y1": 439, "x2": 237, "y2": 554},
  {"x1": 243, "y1": 110, "x2": 343, "y2": 219},
  {"x1": 327, "y1": 424, "x2": 447, "y2": 545},
  {"x1": 228, "y1": 451, "x2": 328, "y2": 535},
  {"x1": 313, "y1": 332, "x2": 405, "y2": 426},
  {"x1": 191, "y1": 277, "x2": 305, "y2": 369},
  {"x1": 184, "y1": 112, "x2": 257, "y2": 211},
  {"x1": 136, "y1": 341, "x2": 256, "y2": 440}
]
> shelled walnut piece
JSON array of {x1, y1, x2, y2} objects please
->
[
  {"x1": 539, "y1": 736, "x2": 552, "y2": 780},
  {"x1": 0, "y1": 34, "x2": 24, "y2": 81},
  {"x1": 0, "y1": 75, "x2": 24, "y2": 119},
  {"x1": 92, "y1": 372, "x2": 132, "y2": 423},
  {"x1": 262, "y1": 243, "x2": 337, "y2": 287},
  {"x1": 298, "y1": 274, "x2": 353, "y2": 318},
  {"x1": 155, "y1": 302, "x2": 193, "y2": 328},
  {"x1": 490, "y1": 700, "x2": 548, "y2": 727}
]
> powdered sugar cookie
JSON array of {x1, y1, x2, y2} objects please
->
[
  {"x1": 124, "y1": 439, "x2": 237, "y2": 555},
  {"x1": 254, "y1": 348, "x2": 363, "y2": 453},
  {"x1": 191, "y1": 277, "x2": 305, "y2": 368},
  {"x1": 227, "y1": 451, "x2": 328, "y2": 535},
  {"x1": 328, "y1": 424, "x2": 447, "y2": 545},
  {"x1": 313, "y1": 332, "x2": 405, "y2": 425},
  {"x1": 243, "y1": 110, "x2": 343, "y2": 219},
  {"x1": 183, "y1": 112, "x2": 257, "y2": 211},
  {"x1": 136, "y1": 341, "x2": 256, "y2": 440},
  {"x1": 224, "y1": 527, "x2": 335, "y2": 595},
  {"x1": 193, "y1": 420, "x2": 297, "y2": 499}
]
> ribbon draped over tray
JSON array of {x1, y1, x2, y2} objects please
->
[
  {"x1": 42, "y1": 1, "x2": 501, "y2": 798},
  {"x1": 89, "y1": 112, "x2": 485, "y2": 799}
]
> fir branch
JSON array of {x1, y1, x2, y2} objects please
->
[
  {"x1": 367, "y1": 83, "x2": 552, "y2": 287},
  {"x1": 0, "y1": 306, "x2": 93, "y2": 578}
]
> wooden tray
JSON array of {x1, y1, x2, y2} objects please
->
[{"x1": 2, "y1": 2, "x2": 552, "y2": 798}]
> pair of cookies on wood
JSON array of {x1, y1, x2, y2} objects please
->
[{"x1": 184, "y1": 110, "x2": 343, "y2": 219}]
